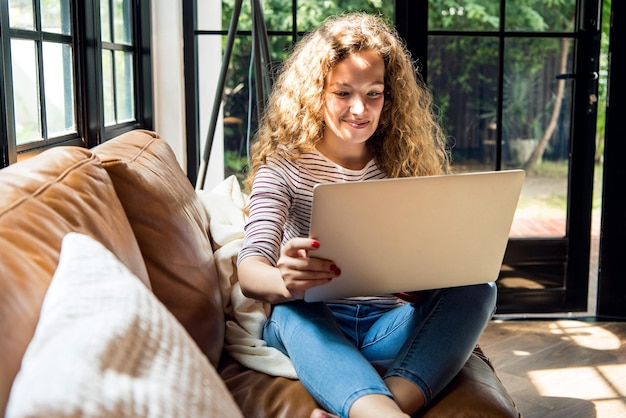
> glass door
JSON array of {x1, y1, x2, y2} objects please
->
[
  {"x1": 187, "y1": 0, "x2": 603, "y2": 314},
  {"x1": 396, "y1": 0, "x2": 601, "y2": 314}
]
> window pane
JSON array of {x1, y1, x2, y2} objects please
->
[
  {"x1": 41, "y1": 0, "x2": 71, "y2": 34},
  {"x1": 429, "y1": 0, "x2": 500, "y2": 31},
  {"x1": 505, "y1": 0, "x2": 576, "y2": 32},
  {"x1": 115, "y1": 50, "x2": 134, "y2": 121},
  {"x1": 297, "y1": 0, "x2": 394, "y2": 32},
  {"x1": 102, "y1": 50, "x2": 115, "y2": 125},
  {"x1": 11, "y1": 39, "x2": 41, "y2": 145},
  {"x1": 43, "y1": 42, "x2": 75, "y2": 137},
  {"x1": 101, "y1": 0, "x2": 112, "y2": 42},
  {"x1": 113, "y1": 0, "x2": 132, "y2": 45},
  {"x1": 8, "y1": 0, "x2": 34, "y2": 30},
  {"x1": 502, "y1": 37, "x2": 573, "y2": 146},
  {"x1": 428, "y1": 35, "x2": 499, "y2": 169},
  {"x1": 429, "y1": 33, "x2": 574, "y2": 239},
  {"x1": 214, "y1": 0, "x2": 251, "y2": 31}
]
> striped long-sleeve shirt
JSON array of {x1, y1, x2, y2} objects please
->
[{"x1": 237, "y1": 148, "x2": 402, "y2": 306}]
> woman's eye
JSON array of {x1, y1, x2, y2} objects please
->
[
  {"x1": 368, "y1": 91, "x2": 384, "y2": 98},
  {"x1": 334, "y1": 91, "x2": 350, "y2": 97}
]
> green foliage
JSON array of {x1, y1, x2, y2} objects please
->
[
  {"x1": 595, "y1": 0, "x2": 611, "y2": 161},
  {"x1": 215, "y1": 0, "x2": 598, "y2": 172},
  {"x1": 428, "y1": 0, "x2": 575, "y2": 32},
  {"x1": 224, "y1": 149, "x2": 249, "y2": 172},
  {"x1": 477, "y1": 70, "x2": 553, "y2": 142},
  {"x1": 429, "y1": 1, "x2": 499, "y2": 31}
]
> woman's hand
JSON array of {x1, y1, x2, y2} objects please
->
[
  {"x1": 237, "y1": 238, "x2": 340, "y2": 304},
  {"x1": 277, "y1": 238, "x2": 341, "y2": 300}
]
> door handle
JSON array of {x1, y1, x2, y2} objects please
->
[{"x1": 556, "y1": 72, "x2": 599, "y2": 80}]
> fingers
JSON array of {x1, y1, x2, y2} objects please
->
[
  {"x1": 282, "y1": 237, "x2": 322, "y2": 258},
  {"x1": 278, "y1": 253, "x2": 340, "y2": 280},
  {"x1": 278, "y1": 238, "x2": 341, "y2": 299},
  {"x1": 280, "y1": 238, "x2": 339, "y2": 275}
]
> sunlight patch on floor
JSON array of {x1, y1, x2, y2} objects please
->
[
  {"x1": 594, "y1": 399, "x2": 626, "y2": 418},
  {"x1": 529, "y1": 366, "x2": 625, "y2": 400},
  {"x1": 549, "y1": 320, "x2": 622, "y2": 351}
]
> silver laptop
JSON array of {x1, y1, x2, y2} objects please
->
[{"x1": 304, "y1": 170, "x2": 525, "y2": 302}]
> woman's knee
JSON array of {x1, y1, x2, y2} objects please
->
[
  {"x1": 446, "y1": 281, "x2": 497, "y2": 318},
  {"x1": 476, "y1": 281, "x2": 497, "y2": 300},
  {"x1": 469, "y1": 281, "x2": 498, "y2": 317}
]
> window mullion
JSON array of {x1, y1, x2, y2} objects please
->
[
  {"x1": 112, "y1": 49, "x2": 118, "y2": 123},
  {"x1": 107, "y1": 0, "x2": 115, "y2": 43},
  {"x1": 32, "y1": 0, "x2": 47, "y2": 142},
  {"x1": 0, "y1": 0, "x2": 17, "y2": 166},
  {"x1": 75, "y1": 0, "x2": 104, "y2": 146},
  {"x1": 36, "y1": 39, "x2": 48, "y2": 141},
  {"x1": 136, "y1": 0, "x2": 152, "y2": 130}
]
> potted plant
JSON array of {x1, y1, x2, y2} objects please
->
[
  {"x1": 480, "y1": 70, "x2": 548, "y2": 165},
  {"x1": 503, "y1": 71, "x2": 545, "y2": 165}
]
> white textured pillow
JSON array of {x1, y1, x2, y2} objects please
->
[{"x1": 6, "y1": 233, "x2": 242, "y2": 418}]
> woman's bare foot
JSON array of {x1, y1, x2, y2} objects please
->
[
  {"x1": 349, "y1": 394, "x2": 410, "y2": 417},
  {"x1": 385, "y1": 376, "x2": 426, "y2": 414},
  {"x1": 310, "y1": 408, "x2": 339, "y2": 418},
  {"x1": 310, "y1": 378, "x2": 422, "y2": 418}
]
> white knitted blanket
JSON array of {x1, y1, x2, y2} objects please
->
[{"x1": 197, "y1": 176, "x2": 297, "y2": 379}]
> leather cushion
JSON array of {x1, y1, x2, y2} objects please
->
[
  {"x1": 220, "y1": 347, "x2": 520, "y2": 418},
  {"x1": 93, "y1": 130, "x2": 224, "y2": 367},
  {"x1": 415, "y1": 347, "x2": 520, "y2": 418},
  {"x1": 0, "y1": 147, "x2": 147, "y2": 416}
]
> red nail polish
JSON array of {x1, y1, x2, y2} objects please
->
[{"x1": 312, "y1": 240, "x2": 320, "y2": 248}]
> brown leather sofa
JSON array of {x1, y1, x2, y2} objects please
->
[{"x1": 0, "y1": 129, "x2": 520, "y2": 417}]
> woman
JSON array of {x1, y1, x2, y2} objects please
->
[{"x1": 237, "y1": 12, "x2": 497, "y2": 418}]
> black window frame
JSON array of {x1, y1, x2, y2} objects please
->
[
  {"x1": 0, "y1": 0, "x2": 153, "y2": 168},
  {"x1": 184, "y1": 0, "x2": 615, "y2": 317},
  {"x1": 396, "y1": 0, "x2": 601, "y2": 315}
]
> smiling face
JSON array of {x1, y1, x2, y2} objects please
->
[{"x1": 319, "y1": 50, "x2": 385, "y2": 168}]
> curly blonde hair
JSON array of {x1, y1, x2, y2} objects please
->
[{"x1": 244, "y1": 12, "x2": 450, "y2": 192}]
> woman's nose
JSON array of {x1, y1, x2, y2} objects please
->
[{"x1": 350, "y1": 96, "x2": 365, "y2": 114}]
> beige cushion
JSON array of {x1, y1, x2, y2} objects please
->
[
  {"x1": 6, "y1": 233, "x2": 241, "y2": 418},
  {"x1": 93, "y1": 130, "x2": 224, "y2": 366}
]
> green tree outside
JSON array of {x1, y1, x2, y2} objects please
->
[{"x1": 216, "y1": 0, "x2": 607, "y2": 177}]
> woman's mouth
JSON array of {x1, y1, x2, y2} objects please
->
[{"x1": 345, "y1": 119, "x2": 369, "y2": 128}]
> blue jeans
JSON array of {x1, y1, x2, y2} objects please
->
[{"x1": 263, "y1": 282, "x2": 497, "y2": 418}]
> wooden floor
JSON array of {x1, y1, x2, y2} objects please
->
[{"x1": 479, "y1": 319, "x2": 626, "y2": 418}]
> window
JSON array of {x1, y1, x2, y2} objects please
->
[
  {"x1": 4, "y1": 0, "x2": 75, "y2": 149},
  {"x1": 0, "y1": 0, "x2": 152, "y2": 168}
]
